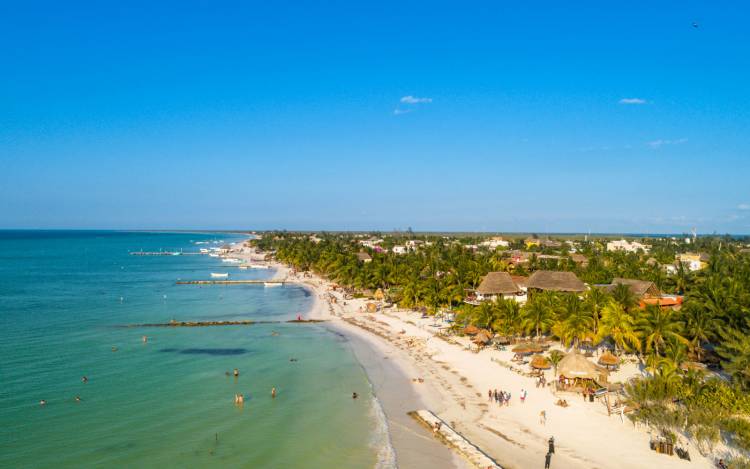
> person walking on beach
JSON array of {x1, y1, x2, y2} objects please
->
[
  {"x1": 548, "y1": 436, "x2": 555, "y2": 454},
  {"x1": 520, "y1": 388, "x2": 527, "y2": 404},
  {"x1": 488, "y1": 389, "x2": 493, "y2": 402},
  {"x1": 545, "y1": 451, "x2": 552, "y2": 469},
  {"x1": 539, "y1": 410, "x2": 546, "y2": 425}
]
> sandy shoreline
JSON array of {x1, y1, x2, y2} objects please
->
[{"x1": 229, "y1": 242, "x2": 715, "y2": 469}]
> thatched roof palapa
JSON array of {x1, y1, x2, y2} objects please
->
[
  {"x1": 607, "y1": 278, "x2": 660, "y2": 298},
  {"x1": 527, "y1": 271, "x2": 586, "y2": 292},
  {"x1": 476, "y1": 272, "x2": 520, "y2": 295},
  {"x1": 463, "y1": 324, "x2": 481, "y2": 336},
  {"x1": 558, "y1": 352, "x2": 608, "y2": 382},
  {"x1": 598, "y1": 351, "x2": 620, "y2": 367},
  {"x1": 531, "y1": 354, "x2": 551, "y2": 369},
  {"x1": 473, "y1": 330, "x2": 493, "y2": 345}
]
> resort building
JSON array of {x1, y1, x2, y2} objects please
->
[
  {"x1": 526, "y1": 270, "x2": 587, "y2": 293},
  {"x1": 480, "y1": 237, "x2": 510, "y2": 249},
  {"x1": 474, "y1": 272, "x2": 525, "y2": 302},
  {"x1": 678, "y1": 252, "x2": 710, "y2": 271},
  {"x1": 359, "y1": 238, "x2": 383, "y2": 249},
  {"x1": 606, "y1": 278, "x2": 660, "y2": 298},
  {"x1": 606, "y1": 239, "x2": 650, "y2": 253},
  {"x1": 392, "y1": 245, "x2": 409, "y2": 254}
]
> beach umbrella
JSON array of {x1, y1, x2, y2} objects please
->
[
  {"x1": 473, "y1": 330, "x2": 492, "y2": 345},
  {"x1": 493, "y1": 336, "x2": 511, "y2": 345},
  {"x1": 598, "y1": 351, "x2": 620, "y2": 368},
  {"x1": 531, "y1": 354, "x2": 551, "y2": 370},
  {"x1": 463, "y1": 325, "x2": 481, "y2": 336}
]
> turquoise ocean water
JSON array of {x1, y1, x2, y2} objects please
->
[{"x1": 0, "y1": 231, "x2": 387, "y2": 468}]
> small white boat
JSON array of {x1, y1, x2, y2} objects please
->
[
  {"x1": 264, "y1": 282, "x2": 281, "y2": 287},
  {"x1": 200, "y1": 248, "x2": 209, "y2": 253},
  {"x1": 249, "y1": 264, "x2": 271, "y2": 269},
  {"x1": 222, "y1": 258, "x2": 242, "y2": 263},
  {"x1": 209, "y1": 253, "x2": 219, "y2": 258},
  {"x1": 211, "y1": 273, "x2": 229, "y2": 278}
]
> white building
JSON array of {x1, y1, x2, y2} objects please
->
[
  {"x1": 480, "y1": 237, "x2": 510, "y2": 249},
  {"x1": 606, "y1": 239, "x2": 650, "y2": 253},
  {"x1": 392, "y1": 245, "x2": 409, "y2": 254}
]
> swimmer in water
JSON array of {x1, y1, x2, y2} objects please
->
[
  {"x1": 75, "y1": 396, "x2": 81, "y2": 402},
  {"x1": 142, "y1": 335, "x2": 148, "y2": 343},
  {"x1": 271, "y1": 387, "x2": 277, "y2": 398},
  {"x1": 112, "y1": 346, "x2": 118, "y2": 352},
  {"x1": 40, "y1": 400, "x2": 47, "y2": 406},
  {"x1": 82, "y1": 376, "x2": 88, "y2": 383},
  {"x1": 352, "y1": 392, "x2": 358, "y2": 399},
  {"x1": 233, "y1": 368, "x2": 239, "y2": 377}
]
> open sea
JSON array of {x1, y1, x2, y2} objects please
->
[{"x1": 0, "y1": 231, "x2": 389, "y2": 468}]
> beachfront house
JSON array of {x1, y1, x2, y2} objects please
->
[
  {"x1": 526, "y1": 270, "x2": 587, "y2": 294},
  {"x1": 475, "y1": 272, "x2": 524, "y2": 302},
  {"x1": 606, "y1": 239, "x2": 650, "y2": 253}
]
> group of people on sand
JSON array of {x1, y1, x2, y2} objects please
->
[
  {"x1": 488, "y1": 388, "x2": 528, "y2": 406},
  {"x1": 488, "y1": 388, "x2": 511, "y2": 406}
]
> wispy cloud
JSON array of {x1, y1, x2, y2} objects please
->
[
  {"x1": 648, "y1": 138, "x2": 688, "y2": 148},
  {"x1": 393, "y1": 95, "x2": 433, "y2": 115},
  {"x1": 739, "y1": 203, "x2": 750, "y2": 211},
  {"x1": 400, "y1": 95, "x2": 432, "y2": 104},
  {"x1": 619, "y1": 98, "x2": 647, "y2": 105}
]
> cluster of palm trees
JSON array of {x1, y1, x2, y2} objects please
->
[
  {"x1": 459, "y1": 287, "x2": 688, "y2": 362},
  {"x1": 257, "y1": 232, "x2": 750, "y2": 387}
]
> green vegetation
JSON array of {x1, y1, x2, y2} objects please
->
[{"x1": 255, "y1": 231, "x2": 750, "y2": 455}]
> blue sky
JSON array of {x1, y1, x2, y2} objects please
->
[{"x1": 1, "y1": 1, "x2": 749, "y2": 233}]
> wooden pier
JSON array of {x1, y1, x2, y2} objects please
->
[
  {"x1": 175, "y1": 280, "x2": 286, "y2": 285},
  {"x1": 119, "y1": 319, "x2": 326, "y2": 328},
  {"x1": 130, "y1": 251, "x2": 202, "y2": 256}
]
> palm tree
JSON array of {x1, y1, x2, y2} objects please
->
[
  {"x1": 583, "y1": 287, "x2": 610, "y2": 334},
  {"x1": 681, "y1": 304, "x2": 711, "y2": 361},
  {"x1": 493, "y1": 297, "x2": 522, "y2": 337},
  {"x1": 597, "y1": 300, "x2": 641, "y2": 355},
  {"x1": 638, "y1": 305, "x2": 688, "y2": 358},
  {"x1": 554, "y1": 295, "x2": 594, "y2": 350},
  {"x1": 521, "y1": 291, "x2": 558, "y2": 340},
  {"x1": 611, "y1": 283, "x2": 638, "y2": 312}
]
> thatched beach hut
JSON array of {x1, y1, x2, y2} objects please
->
[
  {"x1": 473, "y1": 330, "x2": 493, "y2": 346},
  {"x1": 527, "y1": 271, "x2": 586, "y2": 293},
  {"x1": 558, "y1": 352, "x2": 608, "y2": 386},
  {"x1": 531, "y1": 354, "x2": 551, "y2": 370},
  {"x1": 598, "y1": 351, "x2": 620, "y2": 369},
  {"x1": 463, "y1": 325, "x2": 481, "y2": 336},
  {"x1": 475, "y1": 272, "x2": 521, "y2": 301}
]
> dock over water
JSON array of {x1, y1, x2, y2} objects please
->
[
  {"x1": 119, "y1": 319, "x2": 326, "y2": 328},
  {"x1": 175, "y1": 280, "x2": 286, "y2": 285}
]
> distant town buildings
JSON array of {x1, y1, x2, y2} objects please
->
[{"x1": 606, "y1": 239, "x2": 650, "y2": 253}]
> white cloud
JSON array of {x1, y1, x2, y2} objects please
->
[
  {"x1": 400, "y1": 95, "x2": 432, "y2": 104},
  {"x1": 619, "y1": 98, "x2": 647, "y2": 104},
  {"x1": 648, "y1": 138, "x2": 688, "y2": 148},
  {"x1": 739, "y1": 203, "x2": 750, "y2": 211},
  {"x1": 393, "y1": 108, "x2": 412, "y2": 115}
]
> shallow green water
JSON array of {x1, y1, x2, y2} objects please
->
[{"x1": 0, "y1": 231, "x2": 385, "y2": 468}]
